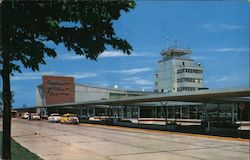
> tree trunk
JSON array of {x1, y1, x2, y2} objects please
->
[{"x1": 2, "y1": 52, "x2": 11, "y2": 160}]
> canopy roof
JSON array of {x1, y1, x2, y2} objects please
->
[{"x1": 39, "y1": 87, "x2": 250, "y2": 108}]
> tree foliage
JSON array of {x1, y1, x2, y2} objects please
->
[
  {"x1": 0, "y1": 1, "x2": 135, "y2": 159},
  {"x1": 1, "y1": 0, "x2": 135, "y2": 73}
]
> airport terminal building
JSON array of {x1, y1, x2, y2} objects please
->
[
  {"x1": 32, "y1": 47, "x2": 250, "y2": 125},
  {"x1": 35, "y1": 75, "x2": 249, "y2": 125}
]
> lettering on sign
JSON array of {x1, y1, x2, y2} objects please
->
[{"x1": 42, "y1": 76, "x2": 75, "y2": 105}]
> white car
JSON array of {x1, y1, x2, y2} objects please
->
[
  {"x1": 29, "y1": 113, "x2": 41, "y2": 120},
  {"x1": 48, "y1": 113, "x2": 61, "y2": 123},
  {"x1": 21, "y1": 112, "x2": 30, "y2": 119}
]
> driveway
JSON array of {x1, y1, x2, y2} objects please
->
[{"x1": 1, "y1": 118, "x2": 249, "y2": 160}]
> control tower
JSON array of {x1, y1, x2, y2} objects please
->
[{"x1": 154, "y1": 47, "x2": 204, "y2": 93}]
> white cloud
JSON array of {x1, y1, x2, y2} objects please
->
[
  {"x1": 215, "y1": 76, "x2": 230, "y2": 82},
  {"x1": 134, "y1": 79, "x2": 152, "y2": 85},
  {"x1": 197, "y1": 23, "x2": 245, "y2": 31},
  {"x1": 99, "y1": 83, "x2": 109, "y2": 87},
  {"x1": 101, "y1": 51, "x2": 154, "y2": 58},
  {"x1": 58, "y1": 51, "x2": 153, "y2": 60},
  {"x1": 142, "y1": 86, "x2": 154, "y2": 89},
  {"x1": 123, "y1": 77, "x2": 153, "y2": 86},
  {"x1": 66, "y1": 73, "x2": 97, "y2": 79},
  {"x1": 191, "y1": 56, "x2": 211, "y2": 60},
  {"x1": 219, "y1": 24, "x2": 244, "y2": 30},
  {"x1": 99, "y1": 51, "x2": 131, "y2": 58},
  {"x1": 59, "y1": 54, "x2": 83, "y2": 60},
  {"x1": 11, "y1": 71, "x2": 97, "y2": 80},
  {"x1": 11, "y1": 71, "x2": 58, "y2": 81},
  {"x1": 193, "y1": 47, "x2": 249, "y2": 53},
  {"x1": 211, "y1": 48, "x2": 249, "y2": 52},
  {"x1": 123, "y1": 77, "x2": 140, "y2": 81},
  {"x1": 58, "y1": 51, "x2": 131, "y2": 60},
  {"x1": 110, "y1": 68, "x2": 153, "y2": 75}
]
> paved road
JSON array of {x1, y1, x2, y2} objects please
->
[{"x1": 1, "y1": 119, "x2": 250, "y2": 160}]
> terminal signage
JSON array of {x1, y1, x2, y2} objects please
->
[{"x1": 42, "y1": 76, "x2": 75, "y2": 105}]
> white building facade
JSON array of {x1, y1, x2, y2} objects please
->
[
  {"x1": 154, "y1": 48, "x2": 204, "y2": 93},
  {"x1": 36, "y1": 83, "x2": 149, "y2": 106}
]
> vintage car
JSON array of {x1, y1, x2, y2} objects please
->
[
  {"x1": 60, "y1": 113, "x2": 79, "y2": 124},
  {"x1": 48, "y1": 113, "x2": 61, "y2": 123},
  {"x1": 29, "y1": 113, "x2": 41, "y2": 120},
  {"x1": 21, "y1": 112, "x2": 30, "y2": 119}
]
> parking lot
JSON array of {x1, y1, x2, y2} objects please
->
[{"x1": 1, "y1": 118, "x2": 249, "y2": 160}]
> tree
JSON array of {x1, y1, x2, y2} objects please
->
[
  {"x1": 0, "y1": 1, "x2": 135, "y2": 159},
  {"x1": 0, "y1": 92, "x2": 2, "y2": 106},
  {"x1": 0, "y1": 91, "x2": 14, "y2": 106}
]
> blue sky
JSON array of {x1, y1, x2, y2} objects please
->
[{"x1": 4, "y1": 1, "x2": 250, "y2": 107}]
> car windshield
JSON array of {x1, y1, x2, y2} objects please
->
[
  {"x1": 51, "y1": 114, "x2": 60, "y2": 116},
  {"x1": 64, "y1": 114, "x2": 76, "y2": 117}
]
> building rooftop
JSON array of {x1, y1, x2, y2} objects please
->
[
  {"x1": 38, "y1": 87, "x2": 249, "y2": 108},
  {"x1": 37, "y1": 83, "x2": 153, "y2": 95},
  {"x1": 161, "y1": 48, "x2": 192, "y2": 58}
]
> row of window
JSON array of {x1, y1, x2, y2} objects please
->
[
  {"x1": 177, "y1": 87, "x2": 197, "y2": 91},
  {"x1": 177, "y1": 68, "x2": 203, "y2": 74},
  {"x1": 177, "y1": 78, "x2": 203, "y2": 83},
  {"x1": 155, "y1": 74, "x2": 158, "y2": 78}
]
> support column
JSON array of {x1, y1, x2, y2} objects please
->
[
  {"x1": 231, "y1": 103, "x2": 235, "y2": 123},
  {"x1": 180, "y1": 106, "x2": 182, "y2": 119},
  {"x1": 166, "y1": 107, "x2": 168, "y2": 119},
  {"x1": 108, "y1": 107, "x2": 111, "y2": 119},
  {"x1": 203, "y1": 102, "x2": 210, "y2": 132},
  {"x1": 217, "y1": 104, "x2": 220, "y2": 124},
  {"x1": 111, "y1": 107, "x2": 114, "y2": 118},
  {"x1": 93, "y1": 107, "x2": 96, "y2": 117},
  {"x1": 174, "y1": 107, "x2": 176, "y2": 119},
  {"x1": 120, "y1": 106, "x2": 124, "y2": 119},
  {"x1": 129, "y1": 106, "x2": 132, "y2": 118},
  {"x1": 160, "y1": 101, "x2": 168, "y2": 126},
  {"x1": 80, "y1": 106, "x2": 83, "y2": 119},
  {"x1": 165, "y1": 107, "x2": 168, "y2": 125},
  {"x1": 154, "y1": 107, "x2": 157, "y2": 118},
  {"x1": 196, "y1": 105, "x2": 198, "y2": 119},
  {"x1": 138, "y1": 106, "x2": 140, "y2": 124},
  {"x1": 87, "y1": 107, "x2": 90, "y2": 117}
]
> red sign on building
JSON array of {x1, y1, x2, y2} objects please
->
[{"x1": 42, "y1": 76, "x2": 75, "y2": 105}]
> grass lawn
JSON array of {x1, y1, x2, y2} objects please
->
[{"x1": 0, "y1": 132, "x2": 42, "y2": 160}]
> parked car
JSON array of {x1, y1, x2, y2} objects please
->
[
  {"x1": 48, "y1": 113, "x2": 61, "y2": 123},
  {"x1": 29, "y1": 113, "x2": 41, "y2": 120},
  {"x1": 11, "y1": 110, "x2": 18, "y2": 118},
  {"x1": 79, "y1": 115, "x2": 89, "y2": 120},
  {"x1": 60, "y1": 113, "x2": 79, "y2": 124},
  {"x1": 21, "y1": 112, "x2": 30, "y2": 119}
]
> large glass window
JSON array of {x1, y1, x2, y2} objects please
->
[
  {"x1": 182, "y1": 106, "x2": 189, "y2": 119},
  {"x1": 218, "y1": 104, "x2": 232, "y2": 123},
  {"x1": 189, "y1": 106, "x2": 198, "y2": 119},
  {"x1": 168, "y1": 107, "x2": 175, "y2": 118},
  {"x1": 206, "y1": 103, "x2": 219, "y2": 122},
  {"x1": 132, "y1": 107, "x2": 138, "y2": 118},
  {"x1": 175, "y1": 106, "x2": 181, "y2": 119}
]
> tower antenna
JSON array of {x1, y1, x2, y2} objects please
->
[
  {"x1": 166, "y1": 37, "x2": 169, "y2": 49},
  {"x1": 173, "y1": 36, "x2": 178, "y2": 48}
]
